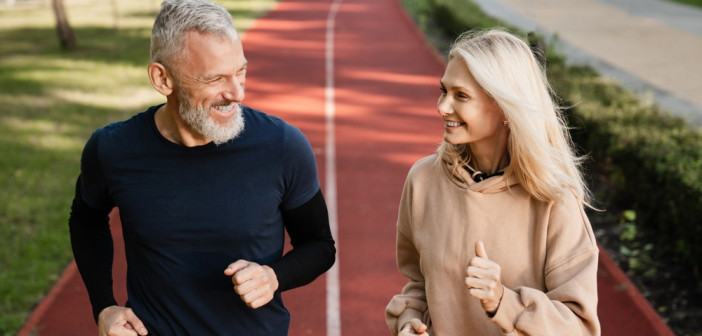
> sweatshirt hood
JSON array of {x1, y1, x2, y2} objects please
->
[{"x1": 440, "y1": 156, "x2": 519, "y2": 194}]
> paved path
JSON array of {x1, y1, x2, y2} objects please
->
[
  {"x1": 18, "y1": 0, "x2": 676, "y2": 335},
  {"x1": 474, "y1": 0, "x2": 702, "y2": 126}
]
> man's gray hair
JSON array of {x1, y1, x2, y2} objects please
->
[{"x1": 150, "y1": 0, "x2": 239, "y2": 72}]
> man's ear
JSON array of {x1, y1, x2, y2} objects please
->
[{"x1": 148, "y1": 62, "x2": 174, "y2": 96}]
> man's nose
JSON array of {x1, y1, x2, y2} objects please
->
[{"x1": 223, "y1": 77, "x2": 245, "y2": 102}]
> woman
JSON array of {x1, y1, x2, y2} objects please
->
[{"x1": 385, "y1": 29, "x2": 601, "y2": 335}]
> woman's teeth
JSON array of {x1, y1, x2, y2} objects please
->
[{"x1": 445, "y1": 121, "x2": 464, "y2": 127}]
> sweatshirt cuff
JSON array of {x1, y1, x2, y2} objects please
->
[
  {"x1": 490, "y1": 287, "x2": 523, "y2": 334},
  {"x1": 386, "y1": 297, "x2": 427, "y2": 335},
  {"x1": 397, "y1": 309, "x2": 424, "y2": 334}
]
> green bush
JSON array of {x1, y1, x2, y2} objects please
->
[
  {"x1": 553, "y1": 59, "x2": 702, "y2": 277},
  {"x1": 402, "y1": 0, "x2": 702, "y2": 279}
]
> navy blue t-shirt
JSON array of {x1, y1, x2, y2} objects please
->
[{"x1": 79, "y1": 104, "x2": 320, "y2": 335}]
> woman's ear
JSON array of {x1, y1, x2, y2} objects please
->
[{"x1": 148, "y1": 62, "x2": 174, "y2": 96}]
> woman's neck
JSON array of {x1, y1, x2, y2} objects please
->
[{"x1": 468, "y1": 143, "x2": 510, "y2": 175}]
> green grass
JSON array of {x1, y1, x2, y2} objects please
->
[{"x1": 0, "y1": 0, "x2": 277, "y2": 334}]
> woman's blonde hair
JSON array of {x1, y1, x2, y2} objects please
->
[{"x1": 438, "y1": 28, "x2": 591, "y2": 206}]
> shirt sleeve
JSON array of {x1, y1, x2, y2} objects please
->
[
  {"x1": 385, "y1": 176, "x2": 431, "y2": 335},
  {"x1": 490, "y1": 195, "x2": 601, "y2": 336},
  {"x1": 79, "y1": 130, "x2": 114, "y2": 211},
  {"x1": 269, "y1": 189, "x2": 336, "y2": 291},
  {"x1": 269, "y1": 123, "x2": 334, "y2": 290},
  {"x1": 68, "y1": 130, "x2": 117, "y2": 323},
  {"x1": 279, "y1": 125, "x2": 320, "y2": 211}
]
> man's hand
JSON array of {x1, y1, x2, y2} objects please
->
[
  {"x1": 465, "y1": 240, "x2": 504, "y2": 314},
  {"x1": 224, "y1": 260, "x2": 279, "y2": 308},
  {"x1": 399, "y1": 318, "x2": 429, "y2": 336},
  {"x1": 98, "y1": 305, "x2": 148, "y2": 336}
]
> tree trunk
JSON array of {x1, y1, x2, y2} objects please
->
[{"x1": 52, "y1": 0, "x2": 77, "y2": 50}]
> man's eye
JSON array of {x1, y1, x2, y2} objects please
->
[{"x1": 205, "y1": 77, "x2": 222, "y2": 84}]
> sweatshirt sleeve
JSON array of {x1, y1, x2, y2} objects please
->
[
  {"x1": 385, "y1": 176, "x2": 430, "y2": 335},
  {"x1": 490, "y1": 195, "x2": 601, "y2": 336}
]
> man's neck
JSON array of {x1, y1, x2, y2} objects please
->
[{"x1": 154, "y1": 103, "x2": 211, "y2": 147}]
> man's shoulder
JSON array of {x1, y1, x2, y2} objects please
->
[
  {"x1": 241, "y1": 105, "x2": 308, "y2": 144},
  {"x1": 92, "y1": 105, "x2": 157, "y2": 141},
  {"x1": 242, "y1": 105, "x2": 294, "y2": 131},
  {"x1": 83, "y1": 105, "x2": 159, "y2": 162}
]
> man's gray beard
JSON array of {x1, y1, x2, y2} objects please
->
[{"x1": 177, "y1": 90, "x2": 245, "y2": 145}]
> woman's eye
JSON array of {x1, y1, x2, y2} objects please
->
[{"x1": 439, "y1": 87, "x2": 447, "y2": 94}]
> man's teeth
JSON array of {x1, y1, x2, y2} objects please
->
[
  {"x1": 213, "y1": 103, "x2": 236, "y2": 113},
  {"x1": 445, "y1": 121, "x2": 464, "y2": 127}
]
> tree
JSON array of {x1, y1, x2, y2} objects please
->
[{"x1": 52, "y1": 0, "x2": 76, "y2": 50}]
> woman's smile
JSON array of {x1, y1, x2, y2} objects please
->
[{"x1": 444, "y1": 120, "x2": 466, "y2": 129}]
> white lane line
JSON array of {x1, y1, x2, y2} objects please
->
[{"x1": 325, "y1": 0, "x2": 342, "y2": 335}]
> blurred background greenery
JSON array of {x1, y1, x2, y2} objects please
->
[
  {"x1": 0, "y1": 0, "x2": 276, "y2": 334},
  {"x1": 670, "y1": 0, "x2": 702, "y2": 7}
]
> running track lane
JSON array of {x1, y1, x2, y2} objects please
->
[
  {"x1": 17, "y1": 0, "x2": 675, "y2": 335},
  {"x1": 244, "y1": 1, "x2": 443, "y2": 334}
]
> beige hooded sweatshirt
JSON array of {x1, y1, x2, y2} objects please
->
[{"x1": 386, "y1": 155, "x2": 600, "y2": 336}]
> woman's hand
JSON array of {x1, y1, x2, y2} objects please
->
[
  {"x1": 465, "y1": 240, "x2": 504, "y2": 314},
  {"x1": 399, "y1": 318, "x2": 429, "y2": 336}
]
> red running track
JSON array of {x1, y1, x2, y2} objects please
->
[{"x1": 18, "y1": 0, "x2": 674, "y2": 335}]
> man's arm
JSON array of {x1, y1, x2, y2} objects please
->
[
  {"x1": 68, "y1": 175, "x2": 118, "y2": 322},
  {"x1": 269, "y1": 189, "x2": 336, "y2": 291}
]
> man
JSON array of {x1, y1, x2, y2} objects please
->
[{"x1": 68, "y1": 1, "x2": 336, "y2": 335}]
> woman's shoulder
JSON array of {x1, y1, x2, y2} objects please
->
[
  {"x1": 545, "y1": 189, "x2": 598, "y2": 255},
  {"x1": 408, "y1": 154, "x2": 440, "y2": 176}
]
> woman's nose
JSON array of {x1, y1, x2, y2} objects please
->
[{"x1": 437, "y1": 97, "x2": 453, "y2": 116}]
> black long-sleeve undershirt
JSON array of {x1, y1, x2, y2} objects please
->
[
  {"x1": 68, "y1": 176, "x2": 116, "y2": 322},
  {"x1": 271, "y1": 189, "x2": 336, "y2": 291}
]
